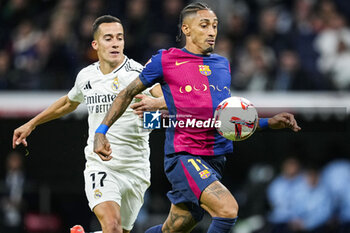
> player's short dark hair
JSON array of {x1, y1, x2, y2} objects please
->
[
  {"x1": 92, "y1": 15, "x2": 122, "y2": 38},
  {"x1": 176, "y1": 2, "x2": 212, "y2": 42}
]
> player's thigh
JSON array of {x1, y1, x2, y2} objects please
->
[
  {"x1": 199, "y1": 180, "x2": 238, "y2": 218},
  {"x1": 84, "y1": 166, "x2": 121, "y2": 210},
  {"x1": 164, "y1": 154, "x2": 221, "y2": 206},
  {"x1": 162, "y1": 203, "x2": 197, "y2": 233},
  {"x1": 119, "y1": 172, "x2": 150, "y2": 231}
]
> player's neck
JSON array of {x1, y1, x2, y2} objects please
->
[
  {"x1": 185, "y1": 44, "x2": 211, "y2": 56},
  {"x1": 99, "y1": 55, "x2": 125, "y2": 75}
]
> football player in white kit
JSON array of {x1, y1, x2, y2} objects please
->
[{"x1": 12, "y1": 15, "x2": 165, "y2": 233}]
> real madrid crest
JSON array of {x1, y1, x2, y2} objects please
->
[
  {"x1": 94, "y1": 189, "x2": 102, "y2": 199},
  {"x1": 111, "y1": 76, "x2": 119, "y2": 91}
]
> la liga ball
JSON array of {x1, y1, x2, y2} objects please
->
[{"x1": 214, "y1": 96, "x2": 258, "y2": 141}]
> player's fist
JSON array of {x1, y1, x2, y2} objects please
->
[
  {"x1": 94, "y1": 133, "x2": 112, "y2": 161},
  {"x1": 268, "y1": 112, "x2": 301, "y2": 132},
  {"x1": 12, "y1": 123, "x2": 35, "y2": 149}
]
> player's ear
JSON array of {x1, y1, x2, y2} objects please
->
[
  {"x1": 91, "y1": 40, "x2": 98, "y2": 50},
  {"x1": 182, "y1": 24, "x2": 190, "y2": 37}
]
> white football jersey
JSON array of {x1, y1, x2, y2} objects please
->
[{"x1": 68, "y1": 56, "x2": 152, "y2": 170}]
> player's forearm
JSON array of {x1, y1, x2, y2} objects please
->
[
  {"x1": 150, "y1": 84, "x2": 167, "y2": 110},
  {"x1": 101, "y1": 77, "x2": 147, "y2": 127},
  {"x1": 28, "y1": 96, "x2": 78, "y2": 128},
  {"x1": 150, "y1": 84, "x2": 163, "y2": 97},
  {"x1": 101, "y1": 88, "x2": 134, "y2": 126}
]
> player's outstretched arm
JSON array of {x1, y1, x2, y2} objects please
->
[
  {"x1": 259, "y1": 112, "x2": 301, "y2": 132},
  {"x1": 94, "y1": 77, "x2": 147, "y2": 160},
  {"x1": 12, "y1": 96, "x2": 80, "y2": 149}
]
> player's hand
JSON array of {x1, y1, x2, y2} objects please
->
[
  {"x1": 130, "y1": 94, "x2": 159, "y2": 118},
  {"x1": 12, "y1": 123, "x2": 35, "y2": 149},
  {"x1": 94, "y1": 133, "x2": 112, "y2": 161},
  {"x1": 267, "y1": 112, "x2": 301, "y2": 132}
]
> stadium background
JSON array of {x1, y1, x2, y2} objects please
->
[{"x1": 0, "y1": 0, "x2": 350, "y2": 232}]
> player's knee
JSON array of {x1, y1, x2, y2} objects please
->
[
  {"x1": 215, "y1": 200, "x2": 239, "y2": 218},
  {"x1": 101, "y1": 218, "x2": 122, "y2": 233}
]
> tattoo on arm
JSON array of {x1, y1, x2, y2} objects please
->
[
  {"x1": 203, "y1": 182, "x2": 230, "y2": 200},
  {"x1": 102, "y1": 77, "x2": 146, "y2": 126}
]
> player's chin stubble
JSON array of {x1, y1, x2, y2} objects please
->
[{"x1": 204, "y1": 46, "x2": 214, "y2": 54}]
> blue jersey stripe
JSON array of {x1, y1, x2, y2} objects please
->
[
  {"x1": 203, "y1": 55, "x2": 233, "y2": 155},
  {"x1": 162, "y1": 82, "x2": 177, "y2": 155}
]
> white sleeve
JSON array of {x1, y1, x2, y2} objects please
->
[
  {"x1": 67, "y1": 73, "x2": 84, "y2": 103},
  {"x1": 142, "y1": 83, "x2": 160, "y2": 97},
  {"x1": 129, "y1": 58, "x2": 159, "y2": 97}
]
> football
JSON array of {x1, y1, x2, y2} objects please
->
[{"x1": 214, "y1": 96, "x2": 258, "y2": 141}]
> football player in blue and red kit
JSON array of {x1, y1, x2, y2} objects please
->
[{"x1": 94, "y1": 3, "x2": 301, "y2": 233}]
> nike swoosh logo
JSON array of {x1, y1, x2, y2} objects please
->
[{"x1": 175, "y1": 61, "x2": 190, "y2": 66}]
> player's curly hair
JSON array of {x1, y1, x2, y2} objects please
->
[
  {"x1": 92, "y1": 15, "x2": 122, "y2": 38},
  {"x1": 176, "y1": 2, "x2": 211, "y2": 42}
]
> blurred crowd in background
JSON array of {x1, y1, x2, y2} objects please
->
[
  {"x1": 233, "y1": 157, "x2": 350, "y2": 233},
  {"x1": 1, "y1": 0, "x2": 350, "y2": 91}
]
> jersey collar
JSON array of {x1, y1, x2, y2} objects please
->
[
  {"x1": 181, "y1": 48, "x2": 211, "y2": 57},
  {"x1": 96, "y1": 56, "x2": 129, "y2": 76}
]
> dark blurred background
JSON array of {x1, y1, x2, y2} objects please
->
[
  {"x1": 0, "y1": 0, "x2": 350, "y2": 91},
  {"x1": 1, "y1": 0, "x2": 350, "y2": 233}
]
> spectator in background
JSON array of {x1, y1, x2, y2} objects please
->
[
  {"x1": 273, "y1": 50, "x2": 313, "y2": 90},
  {"x1": 321, "y1": 159, "x2": 350, "y2": 232},
  {"x1": 0, "y1": 151, "x2": 25, "y2": 233},
  {"x1": 143, "y1": 0, "x2": 184, "y2": 61},
  {"x1": 291, "y1": 165, "x2": 334, "y2": 233},
  {"x1": 214, "y1": 36, "x2": 234, "y2": 63},
  {"x1": 289, "y1": 0, "x2": 327, "y2": 90},
  {"x1": 0, "y1": 0, "x2": 31, "y2": 43},
  {"x1": 0, "y1": 50, "x2": 11, "y2": 89},
  {"x1": 77, "y1": 0, "x2": 106, "y2": 66},
  {"x1": 259, "y1": 7, "x2": 291, "y2": 56},
  {"x1": 339, "y1": 184, "x2": 350, "y2": 233},
  {"x1": 83, "y1": 0, "x2": 105, "y2": 16},
  {"x1": 156, "y1": 0, "x2": 184, "y2": 43},
  {"x1": 234, "y1": 35, "x2": 276, "y2": 91},
  {"x1": 123, "y1": 0, "x2": 152, "y2": 63},
  {"x1": 267, "y1": 157, "x2": 303, "y2": 233},
  {"x1": 42, "y1": 5, "x2": 79, "y2": 90},
  {"x1": 77, "y1": 15, "x2": 99, "y2": 66},
  {"x1": 225, "y1": 1, "x2": 250, "y2": 53},
  {"x1": 9, "y1": 19, "x2": 42, "y2": 89},
  {"x1": 314, "y1": 13, "x2": 350, "y2": 90}
]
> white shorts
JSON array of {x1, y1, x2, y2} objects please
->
[{"x1": 84, "y1": 164, "x2": 150, "y2": 230}]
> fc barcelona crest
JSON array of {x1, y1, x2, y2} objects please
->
[
  {"x1": 111, "y1": 77, "x2": 119, "y2": 91},
  {"x1": 198, "y1": 65, "x2": 211, "y2": 76},
  {"x1": 199, "y1": 170, "x2": 211, "y2": 179}
]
